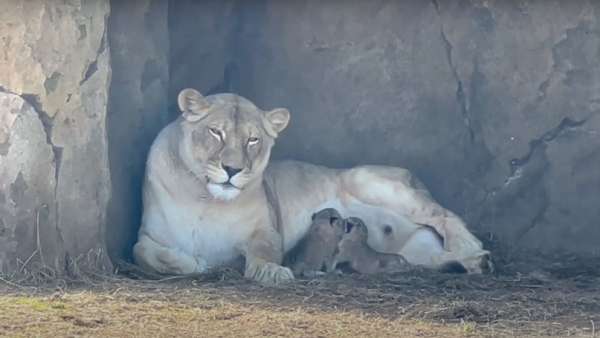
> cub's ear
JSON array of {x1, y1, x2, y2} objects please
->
[
  {"x1": 178, "y1": 88, "x2": 211, "y2": 122},
  {"x1": 344, "y1": 220, "x2": 355, "y2": 234},
  {"x1": 263, "y1": 108, "x2": 290, "y2": 138}
]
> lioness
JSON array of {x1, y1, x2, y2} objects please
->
[
  {"x1": 133, "y1": 88, "x2": 492, "y2": 285},
  {"x1": 285, "y1": 208, "x2": 346, "y2": 277},
  {"x1": 332, "y1": 217, "x2": 412, "y2": 274}
]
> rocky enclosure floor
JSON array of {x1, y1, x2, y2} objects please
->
[{"x1": 1, "y1": 255, "x2": 600, "y2": 338}]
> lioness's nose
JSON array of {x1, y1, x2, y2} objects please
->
[{"x1": 223, "y1": 165, "x2": 243, "y2": 179}]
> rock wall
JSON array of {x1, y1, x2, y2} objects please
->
[
  {"x1": 170, "y1": 0, "x2": 600, "y2": 256},
  {"x1": 106, "y1": 0, "x2": 170, "y2": 262},
  {"x1": 0, "y1": 1, "x2": 112, "y2": 273},
  {"x1": 436, "y1": 0, "x2": 600, "y2": 255},
  {"x1": 0, "y1": 93, "x2": 63, "y2": 274},
  {"x1": 169, "y1": 0, "x2": 240, "y2": 105},
  {"x1": 1, "y1": 0, "x2": 597, "y2": 272}
]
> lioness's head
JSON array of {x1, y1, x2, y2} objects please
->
[{"x1": 177, "y1": 88, "x2": 290, "y2": 201}]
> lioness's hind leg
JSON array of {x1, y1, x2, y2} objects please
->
[
  {"x1": 133, "y1": 235, "x2": 207, "y2": 275},
  {"x1": 341, "y1": 166, "x2": 478, "y2": 249},
  {"x1": 400, "y1": 227, "x2": 445, "y2": 266},
  {"x1": 340, "y1": 166, "x2": 490, "y2": 273}
]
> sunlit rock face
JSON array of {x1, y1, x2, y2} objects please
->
[
  {"x1": 0, "y1": 92, "x2": 62, "y2": 273},
  {"x1": 0, "y1": 1, "x2": 112, "y2": 274}
]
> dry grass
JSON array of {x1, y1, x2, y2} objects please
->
[
  {"x1": 0, "y1": 290, "x2": 473, "y2": 338},
  {"x1": 1, "y1": 255, "x2": 600, "y2": 338}
]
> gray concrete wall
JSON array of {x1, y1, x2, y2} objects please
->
[{"x1": 170, "y1": 0, "x2": 600, "y2": 257}]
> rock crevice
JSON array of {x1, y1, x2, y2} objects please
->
[{"x1": 433, "y1": 0, "x2": 474, "y2": 142}]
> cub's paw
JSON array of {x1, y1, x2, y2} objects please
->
[{"x1": 245, "y1": 260, "x2": 294, "y2": 285}]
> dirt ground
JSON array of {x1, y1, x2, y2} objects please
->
[{"x1": 1, "y1": 253, "x2": 600, "y2": 338}]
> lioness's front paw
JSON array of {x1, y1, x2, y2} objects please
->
[{"x1": 245, "y1": 260, "x2": 294, "y2": 285}]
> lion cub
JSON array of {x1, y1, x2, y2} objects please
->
[
  {"x1": 333, "y1": 217, "x2": 411, "y2": 274},
  {"x1": 287, "y1": 208, "x2": 346, "y2": 277}
]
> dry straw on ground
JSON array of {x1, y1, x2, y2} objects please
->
[{"x1": 1, "y1": 253, "x2": 600, "y2": 337}]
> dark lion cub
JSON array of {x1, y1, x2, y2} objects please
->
[{"x1": 286, "y1": 208, "x2": 346, "y2": 277}]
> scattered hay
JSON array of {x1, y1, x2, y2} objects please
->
[{"x1": 1, "y1": 254, "x2": 599, "y2": 337}]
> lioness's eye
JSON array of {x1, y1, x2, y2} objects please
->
[
  {"x1": 208, "y1": 127, "x2": 223, "y2": 140},
  {"x1": 247, "y1": 137, "x2": 260, "y2": 146}
]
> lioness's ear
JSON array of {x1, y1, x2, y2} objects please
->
[
  {"x1": 178, "y1": 88, "x2": 211, "y2": 122},
  {"x1": 263, "y1": 108, "x2": 290, "y2": 137}
]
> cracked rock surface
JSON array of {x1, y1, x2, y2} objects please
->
[
  {"x1": 172, "y1": 0, "x2": 600, "y2": 256},
  {"x1": 0, "y1": 92, "x2": 62, "y2": 273},
  {"x1": 0, "y1": 1, "x2": 112, "y2": 273}
]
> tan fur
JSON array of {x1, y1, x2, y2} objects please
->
[
  {"x1": 133, "y1": 88, "x2": 492, "y2": 285},
  {"x1": 333, "y1": 217, "x2": 411, "y2": 274},
  {"x1": 286, "y1": 208, "x2": 346, "y2": 277}
]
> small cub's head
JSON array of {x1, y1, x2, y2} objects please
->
[
  {"x1": 176, "y1": 88, "x2": 290, "y2": 201},
  {"x1": 310, "y1": 208, "x2": 345, "y2": 234},
  {"x1": 343, "y1": 217, "x2": 369, "y2": 241},
  {"x1": 335, "y1": 216, "x2": 369, "y2": 255}
]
